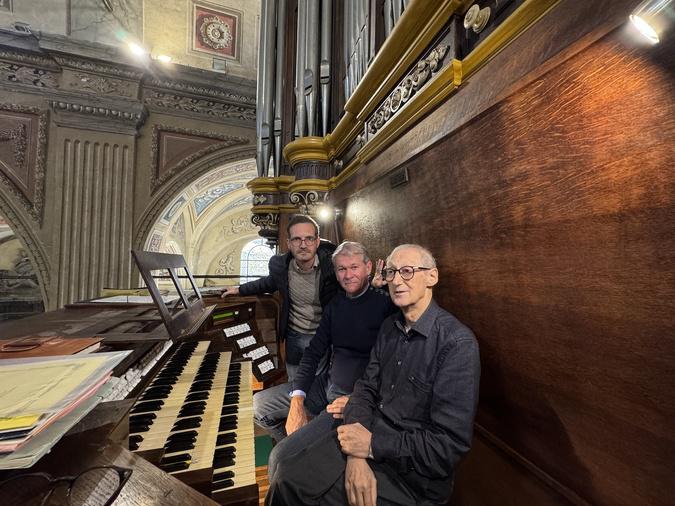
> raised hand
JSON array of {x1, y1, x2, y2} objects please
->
[{"x1": 371, "y1": 259, "x2": 386, "y2": 288}]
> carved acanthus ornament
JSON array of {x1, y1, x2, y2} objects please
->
[
  {"x1": 144, "y1": 91, "x2": 256, "y2": 122},
  {"x1": 68, "y1": 72, "x2": 135, "y2": 97},
  {"x1": 368, "y1": 44, "x2": 448, "y2": 135},
  {"x1": 0, "y1": 62, "x2": 59, "y2": 89}
]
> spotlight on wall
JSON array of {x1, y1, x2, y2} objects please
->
[
  {"x1": 629, "y1": 0, "x2": 674, "y2": 44},
  {"x1": 156, "y1": 54, "x2": 173, "y2": 63},
  {"x1": 316, "y1": 206, "x2": 335, "y2": 223},
  {"x1": 127, "y1": 42, "x2": 148, "y2": 57}
]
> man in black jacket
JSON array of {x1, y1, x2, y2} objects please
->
[{"x1": 221, "y1": 214, "x2": 340, "y2": 381}]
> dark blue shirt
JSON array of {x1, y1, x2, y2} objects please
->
[
  {"x1": 292, "y1": 286, "x2": 397, "y2": 395},
  {"x1": 344, "y1": 299, "x2": 480, "y2": 503}
]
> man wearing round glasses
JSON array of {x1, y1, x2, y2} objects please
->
[
  {"x1": 267, "y1": 244, "x2": 480, "y2": 506},
  {"x1": 221, "y1": 214, "x2": 340, "y2": 381}
]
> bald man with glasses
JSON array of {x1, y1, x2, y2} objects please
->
[
  {"x1": 266, "y1": 244, "x2": 481, "y2": 506},
  {"x1": 222, "y1": 214, "x2": 340, "y2": 381}
]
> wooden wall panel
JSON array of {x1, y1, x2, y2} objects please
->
[{"x1": 339, "y1": 30, "x2": 675, "y2": 506}]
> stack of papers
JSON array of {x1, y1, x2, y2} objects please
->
[{"x1": 0, "y1": 351, "x2": 130, "y2": 469}]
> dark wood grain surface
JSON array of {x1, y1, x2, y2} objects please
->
[{"x1": 338, "y1": 26, "x2": 675, "y2": 506}]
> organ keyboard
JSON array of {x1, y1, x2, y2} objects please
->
[{"x1": 127, "y1": 340, "x2": 257, "y2": 504}]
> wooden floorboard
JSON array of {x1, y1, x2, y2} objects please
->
[{"x1": 256, "y1": 465, "x2": 269, "y2": 505}]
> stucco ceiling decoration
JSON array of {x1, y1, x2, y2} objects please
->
[
  {"x1": 144, "y1": 158, "x2": 258, "y2": 278},
  {"x1": 150, "y1": 124, "x2": 250, "y2": 193}
]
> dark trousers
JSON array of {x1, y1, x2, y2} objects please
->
[{"x1": 265, "y1": 430, "x2": 418, "y2": 506}]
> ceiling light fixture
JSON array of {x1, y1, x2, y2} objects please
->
[{"x1": 629, "y1": 0, "x2": 674, "y2": 44}]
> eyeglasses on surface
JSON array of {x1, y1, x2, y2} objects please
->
[
  {"x1": 0, "y1": 465, "x2": 133, "y2": 506},
  {"x1": 382, "y1": 266, "x2": 431, "y2": 282}
]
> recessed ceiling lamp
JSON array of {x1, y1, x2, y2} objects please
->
[
  {"x1": 156, "y1": 54, "x2": 172, "y2": 63},
  {"x1": 629, "y1": 0, "x2": 673, "y2": 44}
]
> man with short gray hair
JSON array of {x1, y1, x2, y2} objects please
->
[{"x1": 253, "y1": 241, "x2": 397, "y2": 478}]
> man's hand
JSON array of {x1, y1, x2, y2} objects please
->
[
  {"x1": 345, "y1": 457, "x2": 377, "y2": 506},
  {"x1": 337, "y1": 423, "x2": 372, "y2": 458},
  {"x1": 220, "y1": 286, "x2": 240, "y2": 299},
  {"x1": 371, "y1": 259, "x2": 387, "y2": 288},
  {"x1": 284, "y1": 396, "x2": 308, "y2": 436},
  {"x1": 326, "y1": 395, "x2": 350, "y2": 419}
]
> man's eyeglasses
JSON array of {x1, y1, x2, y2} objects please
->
[
  {"x1": 0, "y1": 465, "x2": 132, "y2": 506},
  {"x1": 382, "y1": 266, "x2": 431, "y2": 282},
  {"x1": 289, "y1": 236, "x2": 317, "y2": 246}
]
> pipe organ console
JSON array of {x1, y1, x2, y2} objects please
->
[{"x1": 0, "y1": 251, "x2": 278, "y2": 505}]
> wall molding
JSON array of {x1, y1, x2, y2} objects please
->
[
  {"x1": 0, "y1": 189, "x2": 50, "y2": 306},
  {"x1": 150, "y1": 124, "x2": 251, "y2": 192},
  {"x1": 0, "y1": 103, "x2": 48, "y2": 223}
]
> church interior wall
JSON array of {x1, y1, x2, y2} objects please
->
[{"x1": 332, "y1": 11, "x2": 674, "y2": 506}]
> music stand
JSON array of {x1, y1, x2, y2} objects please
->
[{"x1": 131, "y1": 250, "x2": 215, "y2": 340}]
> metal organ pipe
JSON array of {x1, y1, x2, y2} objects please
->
[
  {"x1": 320, "y1": 0, "x2": 332, "y2": 137},
  {"x1": 305, "y1": 0, "x2": 320, "y2": 136},
  {"x1": 255, "y1": 0, "x2": 268, "y2": 176},
  {"x1": 262, "y1": 0, "x2": 277, "y2": 176},
  {"x1": 295, "y1": 0, "x2": 307, "y2": 138},
  {"x1": 273, "y1": 0, "x2": 287, "y2": 176}
]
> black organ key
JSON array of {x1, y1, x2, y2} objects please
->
[
  {"x1": 213, "y1": 455, "x2": 235, "y2": 468},
  {"x1": 172, "y1": 416, "x2": 202, "y2": 431},
  {"x1": 189, "y1": 380, "x2": 213, "y2": 392},
  {"x1": 160, "y1": 461, "x2": 190, "y2": 473},
  {"x1": 164, "y1": 439, "x2": 195, "y2": 453},
  {"x1": 185, "y1": 391, "x2": 209, "y2": 402},
  {"x1": 129, "y1": 413, "x2": 156, "y2": 423},
  {"x1": 160, "y1": 452, "x2": 192, "y2": 465},
  {"x1": 166, "y1": 430, "x2": 197, "y2": 442},
  {"x1": 216, "y1": 433, "x2": 237, "y2": 446},
  {"x1": 221, "y1": 405, "x2": 238, "y2": 416},
  {"x1": 131, "y1": 400, "x2": 163, "y2": 413},
  {"x1": 214, "y1": 446, "x2": 236, "y2": 458},
  {"x1": 222, "y1": 393, "x2": 239, "y2": 405},
  {"x1": 213, "y1": 470, "x2": 235, "y2": 482}
]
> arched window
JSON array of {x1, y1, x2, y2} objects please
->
[{"x1": 240, "y1": 238, "x2": 273, "y2": 282}]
